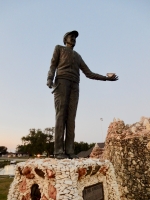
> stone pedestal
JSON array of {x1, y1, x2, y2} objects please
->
[
  {"x1": 8, "y1": 158, "x2": 120, "y2": 200},
  {"x1": 104, "y1": 117, "x2": 150, "y2": 199}
]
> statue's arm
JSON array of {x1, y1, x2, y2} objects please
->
[
  {"x1": 80, "y1": 58, "x2": 107, "y2": 81},
  {"x1": 80, "y1": 57, "x2": 118, "y2": 81},
  {"x1": 47, "y1": 45, "x2": 60, "y2": 88}
]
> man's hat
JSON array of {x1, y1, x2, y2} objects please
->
[{"x1": 63, "y1": 30, "x2": 79, "y2": 44}]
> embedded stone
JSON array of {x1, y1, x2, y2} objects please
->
[
  {"x1": 78, "y1": 168, "x2": 87, "y2": 179},
  {"x1": 26, "y1": 173, "x2": 35, "y2": 179},
  {"x1": 48, "y1": 184, "x2": 56, "y2": 200},
  {"x1": 35, "y1": 168, "x2": 45, "y2": 178},
  {"x1": 22, "y1": 166, "x2": 31, "y2": 175},
  {"x1": 46, "y1": 169, "x2": 55, "y2": 178},
  {"x1": 146, "y1": 141, "x2": 150, "y2": 150},
  {"x1": 19, "y1": 178, "x2": 27, "y2": 193}
]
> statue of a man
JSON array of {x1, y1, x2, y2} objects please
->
[{"x1": 47, "y1": 30, "x2": 118, "y2": 159}]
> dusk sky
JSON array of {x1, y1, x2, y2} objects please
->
[{"x1": 1, "y1": 1, "x2": 150, "y2": 152}]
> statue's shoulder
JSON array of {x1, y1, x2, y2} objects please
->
[
  {"x1": 74, "y1": 50, "x2": 81, "y2": 58},
  {"x1": 54, "y1": 45, "x2": 64, "y2": 49},
  {"x1": 53, "y1": 45, "x2": 60, "y2": 50}
]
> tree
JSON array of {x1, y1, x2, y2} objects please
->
[
  {"x1": 74, "y1": 142, "x2": 95, "y2": 155},
  {"x1": 88, "y1": 143, "x2": 95, "y2": 149},
  {"x1": 16, "y1": 145, "x2": 27, "y2": 155},
  {"x1": 0, "y1": 146, "x2": 8, "y2": 156},
  {"x1": 16, "y1": 128, "x2": 95, "y2": 156},
  {"x1": 44, "y1": 127, "x2": 54, "y2": 156},
  {"x1": 16, "y1": 128, "x2": 54, "y2": 157}
]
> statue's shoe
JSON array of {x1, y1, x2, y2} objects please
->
[
  {"x1": 67, "y1": 154, "x2": 78, "y2": 159},
  {"x1": 54, "y1": 154, "x2": 69, "y2": 159}
]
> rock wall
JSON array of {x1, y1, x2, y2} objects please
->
[
  {"x1": 104, "y1": 117, "x2": 150, "y2": 200},
  {"x1": 8, "y1": 158, "x2": 120, "y2": 200},
  {"x1": 90, "y1": 143, "x2": 104, "y2": 159}
]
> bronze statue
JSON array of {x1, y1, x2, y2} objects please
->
[{"x1": 47, "y1": 30, "x2": 118, "y2": 159}]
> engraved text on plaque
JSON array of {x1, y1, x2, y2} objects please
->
[{"x1": 83, "y1": 183, "x2": 104, "y2": 200}]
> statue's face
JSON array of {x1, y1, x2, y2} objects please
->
[{"x1": 65, "y1": 33, "x2": 76, "y2": 47}]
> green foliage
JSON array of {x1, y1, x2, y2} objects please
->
[
  {"x1": 0, "y1": 146, "x2": 8, "y2": 155},
  {"x1": 16, "y1": 128, "x2": 95, "y2": 156},
  {"x1": 74, "y1": 141, "x2": 95, "y2": 155},
  {"x1": 0, "y1": 177, "x2": 13, "y2": 200},
  {"x1": 0, "y1": 160, "x2": 10, "y2": 168},
  {"x1": 88, "y1": 143, "x2": 95, "y2": 149},
  {"x1": 16, "y1": 128, "x2": 54, "y2": 157}
]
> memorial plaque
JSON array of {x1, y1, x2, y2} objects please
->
[{"x1": 83, "y1": 182, "x2": 104, "y2": 200}]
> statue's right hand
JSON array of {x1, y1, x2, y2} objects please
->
[
  {"x1": 47, "y1": 79, "x2": 53, "y2": 88},
  {"x1": 106, "y1": 74, "x2": 119, "y2": 81}
]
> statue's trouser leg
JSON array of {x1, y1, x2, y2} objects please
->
[
  {"x1": 54, "y1": 79, "x2": 79, "y2": 155},
  {"x1": 65, "y1": 81, "x2": 79, "y2": 154}
]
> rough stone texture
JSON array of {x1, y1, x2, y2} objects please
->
[
  {"x1": 90, "y1": 143, "x2": 104, "y2": 159},
  {"x1": 103, "y1": 117, "x2": 150, "y2": 200},
  {"x1": 8, "y1": 158, "x2": 120, "y2": 200}
]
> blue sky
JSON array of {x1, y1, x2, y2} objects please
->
[{"x1": 0, "y1": 1, "x2": 150, "y2": 152}]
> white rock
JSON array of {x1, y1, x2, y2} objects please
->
[
  {"x1": 63, "y1": 189, "x2": 70, "y2": 194},
  {"x1": 135, "y1": 123, "x2": 141, "y2": 127},
  {"x1": 140, "y1": 116, "x2": 145, "y2": 122},
  {"x1": 146, "y1": 124, "x2": 150, "y2": 130},
  {"x1": 131, "y1": 126, "x2": 136, "y2": 133},
  {"x1": 113, "y1": 118, "x2": 116, "y2": 122},
  {"x1": 143, "y1": 118, "x2": 150, "y2": 126},
  {"x1": 146, "y1": 141, "x2": 150, "y2": 150},
  {"x1": 64, "y1": 180, "x2": 72, "y2": 185}
]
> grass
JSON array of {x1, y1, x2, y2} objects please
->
[{"x1": 0, "y1": 177, "x2": 13, "y2": 200}]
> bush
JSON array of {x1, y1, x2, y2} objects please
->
[{"x1": 0, "y1": 160, "x2": 10, "y2": 168}]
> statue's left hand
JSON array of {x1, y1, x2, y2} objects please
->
[{"x1": 106, "y1": 74, "x2": 119, "y2": 81}]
